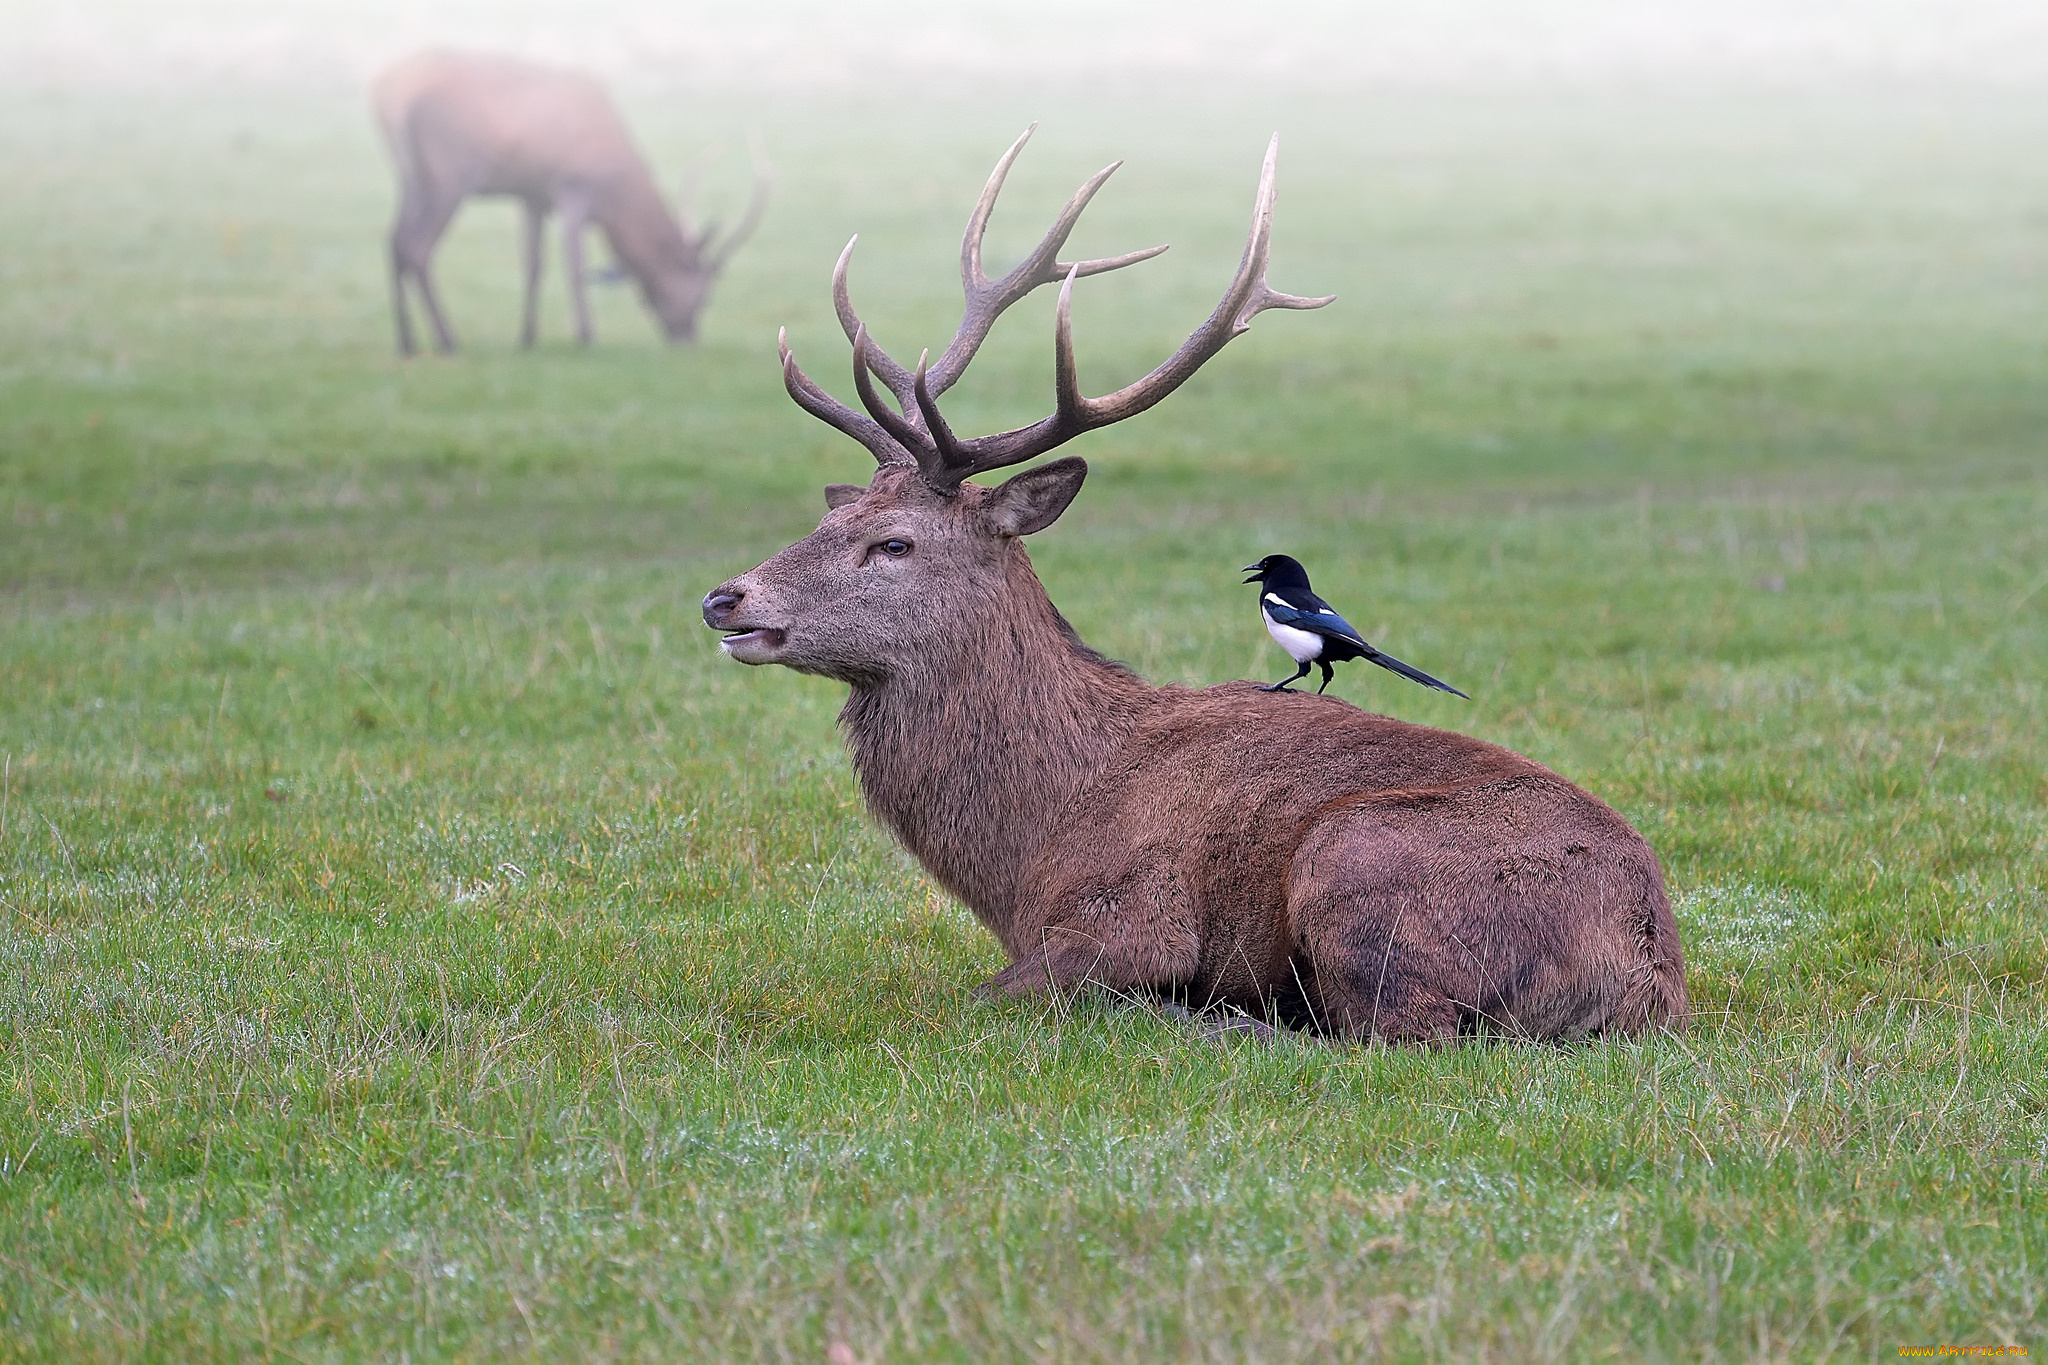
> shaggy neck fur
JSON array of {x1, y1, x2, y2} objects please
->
[{"x1": 839, "y1": 547, "x2": 1146, "y2": 951}]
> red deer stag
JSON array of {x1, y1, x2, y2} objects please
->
[
  {"x1": 702, "y1": 128, "x2": 1687, "y2": 1042},
  {"x1": 372, "y1": 50, "x2": 769, "y2": 355}
]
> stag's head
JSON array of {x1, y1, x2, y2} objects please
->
[
  {"x1": 703, "y1": 126, "x2": 1331, "y2": 680},
  {"x1": 704, "y1": 460, "x2": 1091, "y2": 682}
]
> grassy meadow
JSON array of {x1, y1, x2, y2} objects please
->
[{"x1": 1, "y1": 74, "x2": 2045, "y2": 1360}]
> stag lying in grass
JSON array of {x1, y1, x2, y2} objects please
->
[
  {"x1": 703, "y1": 128, "x2": 1686, "y2": 1042},
  {"x1": 372, "y1": 49, "x2": 769, "y2": 354}
]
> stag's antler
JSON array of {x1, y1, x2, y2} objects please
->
[{"x1": 778, "y1": 127, "x2": 1332, "y2": 490}]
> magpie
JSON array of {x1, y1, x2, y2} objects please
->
[{"x1": 1242, "y1": 554, "x2": 1469, "y2": 698}]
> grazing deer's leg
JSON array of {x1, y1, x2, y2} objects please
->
[
  {"x1": 399, "y1": 191, "x2": 464, "y2": 358},
  {"x1": 392, "y1": 182, "x2": 463, "y2": 355},
  {"x1": 389, "y1": 245, "x2": 416, "y2": 357},
  {"x1": 414, "y1": 263, "x2": 459, "y2": 355},
  {"x1": 387, "y1": 183, "x2": 430, "y2": 357},
  {"x1": 559, "y1": 197, "x2": 594, "y2": 346},
  {"x1": 518, "y1": 200, "x2": 546, "y2": 349}
]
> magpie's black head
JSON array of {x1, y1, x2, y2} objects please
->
[{"x1": 1242, "y1": 553, "x2": 1311, "y2": 588}]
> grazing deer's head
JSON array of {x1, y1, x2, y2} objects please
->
[
  {"x1": 704, "y1": 126, "x2": 1332, "y2": 680},
  {"x1": 647, "y1": 160, "x2": 772, "y2": 345}
]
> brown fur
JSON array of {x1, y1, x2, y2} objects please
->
[
  {"x1": 705, "y1": 467, "x2": 1686, "y2": 1042},
  {"x1": 371, "y1": 50, "x2": 765, "y2": 354}
]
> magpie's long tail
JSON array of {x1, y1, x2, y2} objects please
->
[{"x1": 1364, "y1": 647, "x2": 1470, "y2": 699}]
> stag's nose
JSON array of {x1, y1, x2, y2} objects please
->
[{"x1": 702, "y1": 587, "x2": 743, "y2": 629}]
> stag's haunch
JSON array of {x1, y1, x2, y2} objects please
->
[{"x1": 703, "y1": 129, "x2": 1686, "y2": 1041}]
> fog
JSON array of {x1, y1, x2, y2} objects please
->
[{"x1": 7, "y1": 0, "x2": 2048, "y2": 92}]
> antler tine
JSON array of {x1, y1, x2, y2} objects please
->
[
  {"x1": 909, "y1": 349, "x2": 966, "y2": 478},
  {"x1": 1074, "y1": 134, "x2": 1334, "y2": 425},
  {"x1": 961, "y1": 124, "x2": 1038, "y2": 292},
  {"x1": 1229, "y1": 134, "x2": 1337, "y2": 322},
  {"x1": 779, "y1": 327, "x2": 916, "y2": 469},
  {"x1": 705, "y1": 143, "x2": 774, "y2": 272},
  {"x1": 926, "y1": 131, "x2": 1168, "y2": 399},
  {"x1": 1051, "y1": 264, "x2": 1085, "y2": 424},
  {"x1": 837, "y1": 131, "x2": 1175, "y2": 417},
  {"x1": 1063, "y1": 242, "x2": 1172, "y2": 278},
  {"x1": 676, "y1": 153, "x2": 710, "y2": 239},
  {"x1": 851, "y1": 325, "x2": 931, "y2": 458},
  {"x1": 832, "y1": 237, "x2": 920, "y2": 414},
  {"x1": 931, "y1": 133, "x2": 1334, "y2": 488},
  {"x1": 776, "y1": 132, "x2": 1327, "y2": 492}
]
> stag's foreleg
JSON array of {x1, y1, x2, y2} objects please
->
[{"x1": 978, "y1": 870, "x2": 1202, "y2": 1003}]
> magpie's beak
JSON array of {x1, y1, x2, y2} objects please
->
[{"x1": 1241, "y1": 563, "x2": 1264, "y2": 583}]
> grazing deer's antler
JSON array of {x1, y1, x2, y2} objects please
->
[
  {"x1": 685, "y1": 140, "x2": 774, "y2": 273},
  {"x1": 777, "y1": 126, "x2": 1333, "y2": 491}
]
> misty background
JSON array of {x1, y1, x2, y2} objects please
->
[
  {"x1": 3, "y1": 4, "x2": 2045, "y2": 1357},
  {"x1": 5, "y1": 2, "x2": 2044, "y2": 515},
  {"x1": 8, "y1": 0, "x2": 2048, "y2": 92}
]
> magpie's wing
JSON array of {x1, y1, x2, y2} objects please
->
[
  {"x1": 1356, "y1": 644, "x2": 1471, "y2": 699},
  {"x1": 1261, "y1": 591, "x2": 1371, "y2": 648}
]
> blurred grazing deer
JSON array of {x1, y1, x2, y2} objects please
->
[
  {"x1": 701, "y1": 128, "x2": 1687, "y2": 1042},
  {"x1": 371, "y1": 50, "x2": 769, "y2": 354}
]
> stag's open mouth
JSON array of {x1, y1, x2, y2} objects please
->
[{"x1": 718, "y1": 626, "x2": 787, "y2": 662}]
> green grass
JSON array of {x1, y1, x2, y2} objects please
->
[{"x1": 2, "y1": 77, "x2": 2045, "y2": 1361}]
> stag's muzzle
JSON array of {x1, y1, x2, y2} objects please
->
[{"x1": 702, "y1": 584, "x2": 786, "y2": 662}]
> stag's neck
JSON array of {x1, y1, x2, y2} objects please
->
[
  {"x1": 840, "y1": 563, "x2": 1148, "y2": 951},
  {"x1": 594, "y1": 169, "x2": 689, "y2": 286}
]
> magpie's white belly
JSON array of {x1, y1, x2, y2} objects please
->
[{"x1": 1262, "y1": 609, "x2": 1324, "y2": 663}]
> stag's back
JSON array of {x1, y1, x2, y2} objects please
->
[{"x1": 372, "y1": 50, "x2": 647, "y2": 198}]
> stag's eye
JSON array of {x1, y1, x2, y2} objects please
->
[{"x1": 872, "y1": 538, "x2": 913, "y2": 560}]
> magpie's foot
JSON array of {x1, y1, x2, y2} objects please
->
[{"x1": 1258, "y1": 683, "x2": 1297, "y2": 693}]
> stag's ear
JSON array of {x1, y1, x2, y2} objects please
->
[
  {"x1": 823, "y1": 483, "x2": 866, "y2": 510},
  {"x1": 983, "y1": 457, "x2": 1088, "y2": 537}
]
